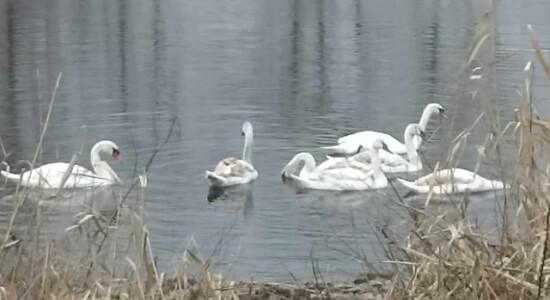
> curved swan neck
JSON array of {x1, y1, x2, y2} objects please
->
[
  {"x1": 90, "y1": 143, "x2": 105, "y2": 170},
  {"x1": 300, "y1": 155, "x2": 316, "y2": 177},
  {"x1": 418, "y1": 106, "x2": 434, "y2": 130},
  {"x1": 242, "y1": 130, "x2": 253, "y2": 164},
  {"x1": 89, "y1": 141, "x2": 119, "y2": 179},
  {"x1": 283, "y1": 153, "x2": 316, "y2": 177},
  {"x1": 404, "y1": 129, "x2": 419, "y2": 166},
  {"x1": 369, "y1": 147, "x2": 385, "y2": 181}
]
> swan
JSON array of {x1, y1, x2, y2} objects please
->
[
  {"x1": 322, "y1": 124, "x2": 425, "y2": 174},
  {"x1": 0, "y1": 140, "x2": 122, "y2": 189},
  {"x1": 396, "y1": 168, "x2": 509, "y2": 194},
  {"x1": 206, "y1": 121, "x2": 258, "y2": 187},
  {"x1": 322, "y1": 103, "x2": 445, "y2": 155},
  {"x1": 281, "y1": 139, "x2": 390, "y2": 191}
]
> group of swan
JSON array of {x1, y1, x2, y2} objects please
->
[
  {"x1": 282, "y1": 103, "x2": 507, "y2": 194},
  {"x1": 322, "y1": 103, "x2": 446, "y2": 155},
  {"x1": 281, "y1": 139, "x2": 391, "y2": 191},
  {"x1": 0, "y1": 104, "x2": 508, "y2": 195}
]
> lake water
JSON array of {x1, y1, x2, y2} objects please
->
[{"x1": 0, "y1": 0, "x2": 549, "y2": 282}]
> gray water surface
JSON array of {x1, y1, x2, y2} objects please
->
[{"x1": 0, "y1": 0, "x2": 549, "y2": 282}]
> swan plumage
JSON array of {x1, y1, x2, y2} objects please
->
[
  {"x1": 322, "y1": 124, "x2": 425, "y2": 174},
  {"x1": 396, "y1": 168, "x2": 509, "y2": 194},
  {"x1": 322, "y1": 103, "x2": 445, "y2": 155},
  {"x1": 206, "y1": 121, "x2": 258, "y2": 187},
  {"x1": 281, "y1": 139, "x2": 389, "y2": 191},
  {"x1": 0, "y1": 140, "x2": 122, "y2": 189}
]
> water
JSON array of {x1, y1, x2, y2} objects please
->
[{"x1": 0, "y1": 0, "x2": 549, "y2": 282}]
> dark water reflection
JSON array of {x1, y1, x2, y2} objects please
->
[{"x1": 0, "y1": 0, "x2": 549, "y2": 281}]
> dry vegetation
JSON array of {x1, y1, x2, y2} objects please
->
[
  {"x1": 2, "y1": 8, "x2": 550, "y2": 300},
  {"x1": 385, "y1": 14, "x2": 550, "y2": 300}
]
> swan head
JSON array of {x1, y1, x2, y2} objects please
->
[
  {"x1": 91, "y1": 140, "x2": 121, "y2": 162},
  {"x1": 426, "y1": 103, "x2": 447, "y2": 119},
  {"x1": 369, "y1": 138, "x2": 391, "y2": 153},
  {"x1": 405, "y1": 124, "x2": 426, "y2": 140},
  {"x1": 242, "y1": 121, "x2": 253, "y2": 136}
]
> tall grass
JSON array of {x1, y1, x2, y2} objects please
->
[
  {"x1": 0, "y1": 79, "x2": 238, "y2": 299},
  {"x1": 385, "y1": 11, "x2": 550, "y2": 299}
]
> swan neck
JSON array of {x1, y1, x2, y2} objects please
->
[
  {"x1": 283, "y1": 153, "x2": 316, "y2": 178},
  {"x1": 404, "y1": 131, "x2": 419, "y2": 165},
  {"x1": 300, "y1": 155, "x2": 316, "y2": 177},
  {"x1": 418, "y1": 108, "x2": 433, "y2": 130},
  {"x1": 242, "y1": 131, "x2": 253, "y2": 164},
  {"x1": 370, "y1": 147, "x2": 385, "y2": 181},
  {"x1": 90, "y1": 144, "x2": 103, "y2": 173}
]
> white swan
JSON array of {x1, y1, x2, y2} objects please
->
[
  {"x1": 396, "y1": 168, "x2": 509, "y2": 194},
  {"x1": 281, "y1": 139, "x2": 389, "y2": 191},
  {"x1": 0, "y1": 140, "x2": 122, "y2": 189},
  {"x1": 206, "y1": 121, "x2": 258, "y2": 187},
  {"x1": 322, "y1": 103, "x2": 445, "y2": 155},
  {"x1": 322, "y1": 124, "x2": 425, "y2": 174}
]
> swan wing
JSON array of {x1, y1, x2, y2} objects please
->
[
  {"x1": 92, "y1": 161, "x2": 122, "y2": 184},
  {"x1": 379, "y1": 150, "x2": 408, "y2": 166},
  {"x1": 24, "y1": 163, "x2": 114, "y2": 189},
  {"x1": 318, "y1": 168, "x2": 371, "y2": 182},
  {"x1": 291, "y1": 173, "x2": 372, "y2": 191},
  {"x1": 415, "y1": 168, "x2": 476, "y2": 186},
  {"x1": 208, "y1": 157, "x2": 257, "y2": 187},
  {"x1": 213, "y1": 157, "x2": 239, "y2": 175},
  {"x1": 316, "y1": 157, "x2": 350, "y2": 171},
  {"x1": 337, "y1": 131, "x2": 407, "y2": 154}
]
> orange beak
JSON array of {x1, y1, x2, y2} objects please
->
[{"x1": 112, "y1": 151, "x2": 121, "y2": 161}]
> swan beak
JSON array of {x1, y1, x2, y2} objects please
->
[
  {"x1": 439, "y1": 109, "x2": 448, "y2": 120},
  {"x1": 382, "y1": 142, "x2": 392, "y2": 154},
  {"x1": 419, "y1": 130, "x2": 427, "y2": 140},
  {"x1": 112, "y1": 149, "x2": 121, "y2": 162},
  {"x1": 281, "y1": 173, "x2": 288, "y2": 183}
]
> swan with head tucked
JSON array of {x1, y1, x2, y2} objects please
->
[
  {"x1": 281, "y1": 139, "x2": 390, "y2": 191},
  {"x1": 205, "y1": 121, "x2": 258, "y2": 187},
  {"x1": 322, "y1": 124, "x2": 425, "y2": 173},
  {"x1": 322, "y1": 103, "x2": 445, "y2": 156},
  {"x1": 0, "y1": 140, "x2": 122, "y2": 189},
  {"x1": 396, "y1": 168, "x2": 509, "y2": 194}
]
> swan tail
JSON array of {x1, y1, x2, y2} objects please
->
[
  {"x1": 320, "y1": 144, "x2": 356, "y2": 156},
  {"x1": 205, "y1": 171, "x2": 228, "y2": 187},
  {"x1": 396, "y1": 178, "x2": 421, "y2": 192},
  {"x1": 0, "y1": 170, "x2": 21, "y2": 182}
]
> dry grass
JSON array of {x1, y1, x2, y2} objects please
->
[{"x1": 384, "y1": 11, "x2": 550, "y2": 300}]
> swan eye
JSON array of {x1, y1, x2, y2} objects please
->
[
  {"x1": 112, "y1": 149, "x2": 121, "y2": 161},
  {"x1": 241, "y1": 131, "x2": 245, "y2": 136},
  {"x1": 419, "y1": 130, "x2": 426, "y2": 138}
]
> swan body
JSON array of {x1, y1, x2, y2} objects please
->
[
  {"x1": 322, "y1": 103, "x2": 445, "y2": 155},
  {"x1": 322, "y1": 124, "x2": 424, "y2": 174},
  {"x1": 206, "y1": 121, "x2": 258, "y2": 187},
  {"x1": 1, "y1": 140, "x2": 122, "y2": 189},
  {"x1": 281, "y1": 139, "x2": 389, "y2": 191},
  {"x1": 396, "y1": 168, "x2": 509, "y2": 194}
]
